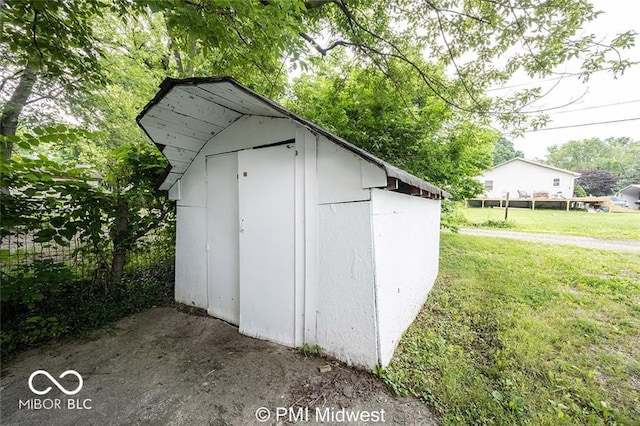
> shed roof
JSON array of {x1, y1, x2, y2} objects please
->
[
  {"x1": 493, "y1": 157, "x2": 580, "y2": 177},
  {"x1": 137, "y1": 77, "x2": 450, "y2": 199}
]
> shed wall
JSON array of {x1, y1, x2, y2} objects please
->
[
  {"x1": 620, "y1": 186, "x2": 640, "y2": 210},
  {"x1": 317, "y1": 136, "x2": 386, "y2": 204},
  {"x1": 173, "y1": 116, "x2": 297, "y2": 309},
  {"x1": 371, "y1": 189, "x2": 442, "y2": 366},
  {"x1": 175, "y1": 206, "x2": 207, "y2": 308},
  {"x1": 316, "y1": 201, "x2": 378, "y2": 368},
  {"x1": 172, "y1": 114, "x2": 440, "y2": 369}
]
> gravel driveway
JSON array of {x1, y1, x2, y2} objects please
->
[
  {"x1": 1, "y1": 307, "x2": 437, "y2": 425},
  {"x1": 458, "y1": 228, "x2": 640, "y2": 253}
]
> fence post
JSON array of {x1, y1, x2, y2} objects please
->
[{"x1": 505, "y1": 192, "x2": 510, "y2": 221}]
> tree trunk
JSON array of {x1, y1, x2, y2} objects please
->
[
  {"x1": 1, "y1": 67, "x2": 37, "y2": 161},
  {"x1": 110, "y1": 251, "x2": 126, "y2": 290},
  {"x1": 109, "y1": 201, "x2": 130, "y2": 292}
]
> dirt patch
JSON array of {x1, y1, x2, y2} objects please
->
[{"x1": 1, "y1": 307, "x2": 437, "y2": 425}]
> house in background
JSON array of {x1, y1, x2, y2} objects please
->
[
  {"x1": 617, "y1": 184, "x2": 640, "y2": 210},
  {"x1": 137, "y1": 77, "x2": 450, "y2": 369},
  {"x1": 478, "y1": 158, "x2": 580, "y2": 199}
]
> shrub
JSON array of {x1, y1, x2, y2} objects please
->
[
  {"x1": 0, "y1": 257, "x2": 174, "y2": 357},
  {"x1": 441, "y1": 201, "x2": 470, "y2": 230},
  {"x1": 474, "y1": 220, "x2": 514, "y2": 229}
]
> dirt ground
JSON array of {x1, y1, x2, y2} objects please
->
[{"x1": 1, "y1": 307, "x2": 438, "y2": 425}]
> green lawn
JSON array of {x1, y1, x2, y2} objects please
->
[
  {"x1": 461, "y1": 207, "x2": 640, "y2": 240},
  {"x1": 384, "y1": 233, "x2": 640, "y2": 425}
]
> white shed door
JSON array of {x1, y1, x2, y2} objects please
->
[
  {"x1": 206, "y1": 152, "x2": 240, "y2": 325},
  {"x1": 237, "y1": 144, "x2": 296, "y2": 346}
]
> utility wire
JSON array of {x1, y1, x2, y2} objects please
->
[
  {"x1": 529, "y1": 117, "x2": 640, "y2": 132},
  {"x1": 487, "y1": 74, "x2": 582, "y2": 92},
  {"x1": 487, "y1": 67, "x2": 619, "y2": 92},
  {"x1": 550, "y1": 99, "x2": 640, "y2": 115}
]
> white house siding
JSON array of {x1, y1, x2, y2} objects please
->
[
  {"x1": 480, "y1": 160, "x2": 576, "y2": 198},
  {"x1": 371, "y1": 189, "x2": 442, "y2": 366},
  {"x1": 316, "y1": 201, "x2": 379, "y2": 368}
]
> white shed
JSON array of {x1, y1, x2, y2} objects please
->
[
  {"x1": 617, "y1": 184, "x2": 640, "y2": 210},
  {"x1": 137, "y1": 77, "x2": 450, "y2": 368}
]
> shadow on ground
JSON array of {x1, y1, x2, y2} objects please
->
[{"x1": 1, "y1": 307, "x2": 437, "y2": 425}]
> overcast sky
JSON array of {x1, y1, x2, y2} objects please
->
[{"x1": 493, "y1": 0, "x2": 640, "y2": 160}]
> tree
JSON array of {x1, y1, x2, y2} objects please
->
[
  {"x1": 100, "y1": 143, "x2": 173, "y2": 287},
  {"x1": 545, "y1": 137, "x2": 640, "y2": 189},
  {"x1": 0, "y1": 0, "x2": 143, "y2": 159},
  {"x1": 288, "y1": 58, "x2": 497, "y2": 199},
  {"x1": 493, "y1": 137, "x2": 524, "y2": 165},
  {"x1": 617, "y1": 156, "x2": 640, "y2": 189},
  {"x1": 1, "y1": 131, "x2": 172, "y2": 290},
  {"x1": 574, "y1": 184, "x2": 587, "y2": 198},
  {"x1": 3, "y1": 0, "x2": 636, "y2": 161},
  {"x1": 576, "y1": 170, "x2": 618, "y2": 196}
]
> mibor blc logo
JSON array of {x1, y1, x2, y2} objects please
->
[
  {"x1": 19, "y1": 369, "x2": 92, "y2": 410},
  {"x1": 28, "y1": 370, "x2": 83, "y2": 395}
]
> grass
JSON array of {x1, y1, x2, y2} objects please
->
[
  {"x1": 385, "y1": 233, "x2": 640, "y2": 425},
  {"x1": 460, "y1": 207, "x2": 640, "y2": 240}
]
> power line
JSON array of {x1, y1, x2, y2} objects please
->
[
  {"x1": 550, "y1": 99, "x2": 640, "y2": 115},
  {"x1": 528, "y1": 117, "x2": 640, "y2": 132},
  {"x1": 486, "y1": 68, "x2": 616, "y2": 92},
  {"x1": 487, "y1": 74, "x2": 582, "y2": 92},
  {"x1": 487, "y1": 64, "x2": 636, "y2": 92}
]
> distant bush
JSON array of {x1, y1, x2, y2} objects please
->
[
  {"x1": 441, "y1": 201, "x2": 470, "y2": 231},
  {"x1": 473, "y1": 220, "x2": 514, "y2": 229},
  {"x1": 574, "y1": 184, "x2": 587, "y2": 197}
]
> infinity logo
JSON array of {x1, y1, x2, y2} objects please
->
[{"x1": 28, "y1": 370, "x2": 83, "y2": 396}]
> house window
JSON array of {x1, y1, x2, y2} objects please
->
[
  {"x1": 553, "y1": 178, "x2": 560, "y2": 187},
  {"x1": 484, "y1": 180, "x2": 493, "y2": 190}
]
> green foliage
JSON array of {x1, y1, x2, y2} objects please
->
[
  {"x1": 618, "y1": 157, "x2": 640, "y2": 189},
  {"x1": 493, "y1": 137, "x2": 524, "y2": 166},
  {"x1": 385, "y1": 233, "x2": 640, "y2": 425},
  {"x1": 2, "y1": 0, "x2": 637, "y2": 157},
  {"x1": 473, "y1": 219, "x2": 514, "y2": 229},
  {"x1": 440, "y1": 201, "x2": 470, "y2": 232},
  {"x1": 297, "y1": 343, "x2": 324, "y2": 357},
  {"x1": 576, "y1": 169, "x2": 619, "y2": 196},
  {"x1": 574, "y1": 184, "x2": 587, "y2": 197},
  {"x1": 2, "y1": 127, "x2": 173, "y2": 289},
  {"x1": 0, "y1": 260, "x2": 74, "y2": 308},
  {"x1": 545, "y1": 137, "x2": 640, "y2": 188},
  {"x1": 1, "y1": 241, "x2": 174, "y2": 357},
  {"x1": 1, "y1": 0, "x2": 136, "y2": 86},
  {"x1": 287, "y1": 59, "x2": 498, "y2": 199}
]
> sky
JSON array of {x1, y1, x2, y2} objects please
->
[{"x1": 491, "y1": 0, "x2": 640, "y2": 160}]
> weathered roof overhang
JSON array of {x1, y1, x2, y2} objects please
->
[{"x1": 137, "y1": 77, "x2": 451, "y2": 199}]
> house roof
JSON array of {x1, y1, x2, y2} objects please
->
[
  {"x1": 493, "y1": 157, "x2": 581, "y2": 177},
  {"x1": 618, "y1": 184, "x2": 640, "y2": 193},
  {"x1": 136, "y1": 76, "x2": 450, "y2": 199}
]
